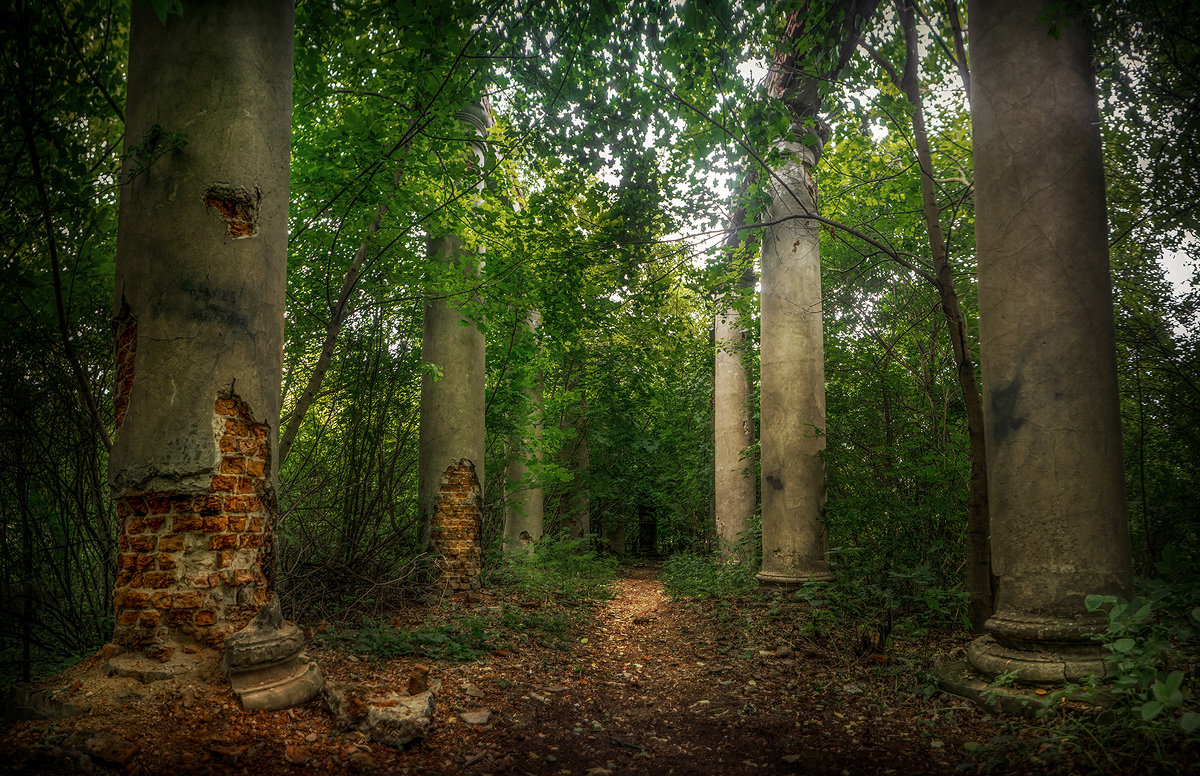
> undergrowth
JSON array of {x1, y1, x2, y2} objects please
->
[{"x1": 322, "y1": 533, "x2": 617, "y2": 662}]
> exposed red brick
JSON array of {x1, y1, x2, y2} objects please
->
[
  {"x1": 112, "y1": 391, "x2": 275, "y2": 652},
  {"x1": 143, "y1": 571, "x2": 174, "y2": 588},
  {"x1": 202, "y1": 515, "x2": 228, "y2": 533},
  {"x1": 211, "y1": 475, "x2": 237, "y2": 493},
  {"x1": 429, "y1": 459, "x2": 483, "y2": 592},
  {"x1": 172, "y1": 513, "x2": 203, "y2": 532},
  {"x1": 173, "y1": 591, "x2": 203, "y2": 609}
]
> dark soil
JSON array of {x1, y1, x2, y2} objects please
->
[{"x1": 2, "y1": 563, "x2": 1190, "y2": 775}]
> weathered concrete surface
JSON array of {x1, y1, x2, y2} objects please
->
[
  {"x1": 111, "y1": 0, "x2": 293, "y2": 495},
  {"x1": 419, "y1": 102, "x2": 491, "y2": 534},
  {"x1": 419, "y1": 233, "x2": 487, "y2": 530},
  {"x1": 108, "y1": 0, "x2": 302, "y2": 683},
  {"x1": 965, "y1": 0, "x2": 1132, "y2": 683},
  {"x1": 757, "y1": 143, "x2": 833, "y2": 585},
  {"x1": 504, "y1": 311, "x2": 544, "y2": 552},
  {"x1": 714, "y1": 272, "x2": 756, "y2": 553}
]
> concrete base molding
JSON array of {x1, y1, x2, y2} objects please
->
[
  {"x1": 965, "y1": 634, "x2": 1110, "y2": 686},
  {"x1": 224, "y1": 597, "x2": 323, "y2": 711},
  {"x1": 755, "y1": 568, "x2": 834, "y2": 587}
]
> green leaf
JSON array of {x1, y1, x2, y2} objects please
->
[
  {"x1": 1140, "y1": 700, "x2": 1165, "y2": 721},
  {"x1": 1181, "y1": 712, "x2": 1200, "y2": 734},
  {"x1": 1110, "y1": 637, "x2": 1136, "y2": 654}
]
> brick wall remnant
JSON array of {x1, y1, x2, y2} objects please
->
[
  {"x1": 112, "y1": 393, "x2": 273, "y2": 657},
  {"x1": 429, "y1": 459, "x2": 482, "y2": 592}
]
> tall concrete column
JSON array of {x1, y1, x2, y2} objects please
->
[
  {"x1": 504, "y1": 310, "x2": 544, "y2": 551},
  {"x1": 714, "y1": 265, "x2": 756, "y2": 555},
  {"x1": 419, "y1": 103, "x2": 491, "y2": 588},
  {"x1": 757, "y1": 143, "x2": 832, "y2": 585},
  {"x1": 109, "y1": 0, "x2": 322, "y2": 709},
  {"x1": 965, "y1": 0, "x2": 1132, "y2": 683}
]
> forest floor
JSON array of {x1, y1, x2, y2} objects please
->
[{"x1": 2, "y1": 561, "x2": 1192, "y2": 775}]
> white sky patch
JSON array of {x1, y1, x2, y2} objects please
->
[{"x1": 1162, "y1": 245, "x2": 1196, "y2": 297}]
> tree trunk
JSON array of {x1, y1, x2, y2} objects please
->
[
  {"x1": 964, "y1": 0, "x2": 1133, "y2": 684},
  {"x1": 896, "y1": 0, "x2": 992, "y2": 631},
  {"x1": 109, "y1": 0, "x2": 294, "y2": 659}
]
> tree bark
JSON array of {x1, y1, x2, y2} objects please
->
[{"x1": 896, "y1": 0, "x2": 992, "y2": 631}]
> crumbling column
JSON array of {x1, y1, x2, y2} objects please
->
[
  {"x1": 107, "y1": 0, "x2": 320, "y2": 707},
  {"x1": 965, "y1": 0, "x2": 1133, "y2": 683},
  {"x1": 419, "y1": 103, "x2": 490, "y2": 586},
  {"x1": 757, "y1": 143, "x2": 833, "y2": 585},
  {"x1": 504, "y1": 310, "x2": 544, "y2": 552},
  {"x1": 714, "y1": 264, "x2": 756, "y2": 555}
]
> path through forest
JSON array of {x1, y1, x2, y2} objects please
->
[{"x1": 4, "y1": 563, "x2": 1006, "y2": 775}]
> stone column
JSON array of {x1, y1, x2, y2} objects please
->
[
  {"x1": 504, "y1": 310, "x2": 545, "y2": 551},
  {"x1": 757, "y1": 143, "x2": 833, "y2": 585},
  {"x1": 965, "y1": 0, "x2": 1133, "y2": 683},
  {"x1": 714, "y1": 265, "x2": 756, "y2": 555},
  {"x1": 419, "y1": 102, "x2": 490, "y2": 586},
  {"x1": 109, "y1": 0, "x2": 292, "y2": 653}
]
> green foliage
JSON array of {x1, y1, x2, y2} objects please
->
[
  {"x1": 321, "y1": 617, "x2": 496, "y2": 662},
  {"x1": 1080, "y1": 550, "x2": 1200, "y2": 737},
  {"x1": 661, "y1": 552, "x2": 760, "y2": 600},
  {"x1": 485, "y1": 534, "x2": 617, "y2": 604}
]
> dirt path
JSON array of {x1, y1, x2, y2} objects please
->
[{"x1": 2, "y1": 563, "x2": 996, "y2": 775}]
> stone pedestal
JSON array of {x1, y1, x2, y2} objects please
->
[
  {"x1": 224, "y1": 597, "x2": 323, "y2": 711},
  {"x1": 961, "y1": 0, "x2": 1133, "y2": 686},
  {"x1": 757, "y1": 142, "x2": 833, "y2": 586}
]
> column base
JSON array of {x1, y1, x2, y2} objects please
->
[
  {"x1": 755, "y1": 568, "x2": 834, "y2": 587},
  {"x1": 934, "y1": 659, "x2": 1114, "y2": 717},
  {"x1": 966, "y1": 633, "x2": 1111, "y2": 685}
]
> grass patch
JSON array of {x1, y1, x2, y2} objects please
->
[{"x1": 486, "y1": 532, "x2": 617, "y2": 603}]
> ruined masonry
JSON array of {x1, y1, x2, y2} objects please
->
[
  {"x1": 429, "y1": 459, "x2": 483, "y2": 591},
  {"x1": 112, "y1": 394, "x2": 272, "y2": 654}
]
